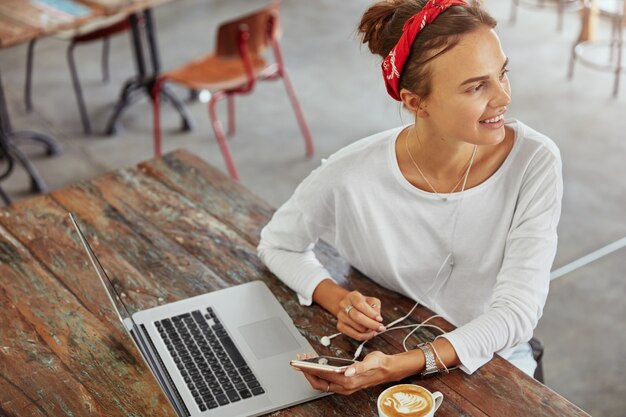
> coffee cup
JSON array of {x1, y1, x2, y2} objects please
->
[{"x1": 377, "y1": 384, "x2": 443, "y2": 417}]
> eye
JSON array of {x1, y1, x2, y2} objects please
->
[
  {"x1": 500, "y1": 68, "x2": 509, "y2": 81},
  {"x1": 471, "y1": 83, "x2": 484, "y2": 92}
]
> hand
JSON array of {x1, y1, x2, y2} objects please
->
[
  {"x1": 294, "y1": 351, "x2": 395, "y2": 395},
  {"x1": 337, "y1": 291, "x2": 384, "y2": 341}
]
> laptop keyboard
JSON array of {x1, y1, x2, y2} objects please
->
[{"x1": 156, "y1": 308, "x2": 265, "y2": 412}]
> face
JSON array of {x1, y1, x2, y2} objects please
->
[{"x1": 409, "y1": 26, "x2": 511, "y2": 147}]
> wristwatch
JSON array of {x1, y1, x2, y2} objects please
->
[{"x1": 418, "y1": 343, "x2": 439, "y2": 376}]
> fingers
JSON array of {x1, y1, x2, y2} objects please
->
[
  {"x1": 337, "y1": 320, "x2": 377, "y2": 341},
  {"x1": 339, "y1": 292, "x2": 385, "y2": 334},
  {"x1": 293, "y1": 352, "x2": 390, "y2": 396},
  {"x1": 296, "y1": 353, "x2": 316, "y2": 360},
  {"x1": 365, "y1": 296, "x2": 382, "y2": 320},
  {"x1": 298, "y1": 369, "x2": 359, "y2": 396},
  {"x1": 349, "y1": 302, "x2": 383, "y2": 330},
  {"x1": 291, "y1": 353, "x2": 316, "y2": 371},
  {"x1": 300, "y1": 370, "x2": 327, "y2": 390},
  {"x1": 341, "y1": 314, "x2": 369, "y2": 333}
]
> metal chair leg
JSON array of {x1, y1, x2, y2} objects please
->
[
  {"x1": 567, "y1": 43, "x2": 577, "y2": 80},
  {"x1": 0, "y1": 185, "x2": 10, "y2": 205},
  {"x1": 102, "y1": 36, "x2": 110, "y2": 83},
  {"x1": 510, "y1": 0, "x2": 520, "y2": 24},
  {"x1": 67, "y1": 41, "x2": 92, "y2": 134},
  {"x1": 280, "y1": 70, "x2": 314, "y2": 156},
  {"x1": 160, "y1": 84, "x2": 194, "y2": 132},
  {"x1": 11, "y1": 130, "x2": 62, "y2": 156},
  {"x1": 612, "y1": 25, "x2": 623, "y2": 98},
  {"x1": 557, "y1": 0, "x2": 565, "y2": 31},
  {"x1": 209, "y1": 95, "x2": 239, "y2": 180},
  {"x1": 6, "y1": 143, "x2": 47, "y2": 193},
  {"x1": 152, "y1": 78, "x2": 164, "y2": 157},
  {"x1": 529, "y1": 337, "x2": 545, "y2": 383},
  {"x1": 25, "y1": 39, "x2": 36, "y2": 112}
]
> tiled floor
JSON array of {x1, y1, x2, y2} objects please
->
[{"x1": 1, "y1": 0, "x2": 625, "y2": 415}]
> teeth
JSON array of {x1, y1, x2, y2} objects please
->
[{"x1": 482, "y1": 114, "x2": 504, "y2": 123}]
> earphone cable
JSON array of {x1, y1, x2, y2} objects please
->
[{"x1": 351, "y1": 318, "x2": 447, "y2": 361}]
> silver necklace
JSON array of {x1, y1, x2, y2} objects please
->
[{"x1": 404, "y1": 127, "x2": 478, "y2": 201}]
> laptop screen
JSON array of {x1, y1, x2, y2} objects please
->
[{"x1": 68, "y1": 213, "x2": 134, "y2": 327}]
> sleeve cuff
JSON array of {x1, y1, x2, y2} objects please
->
[
  {"x1": 440, "y1": 330, "x2": 492, "y2": 375},
  {"x1": 295, "y1": 271, "x2": 335, "y2": 306}
]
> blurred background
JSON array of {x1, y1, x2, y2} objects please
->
[{"x1": 1, "y1": 0, "x2": 625, "y2": 415}]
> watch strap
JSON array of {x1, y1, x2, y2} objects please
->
[{"x1": 418, "y1": 343, "x2": 439, "y2": 376}]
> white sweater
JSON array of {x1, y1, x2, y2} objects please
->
[{"x1": 257, "y1": 120, "x2": 562, "y2": 374}]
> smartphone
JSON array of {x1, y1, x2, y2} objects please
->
[{"x1": 290, "y1": 356, "x2": 356, "y2": 373}]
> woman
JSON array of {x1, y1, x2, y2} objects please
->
[{"x1": 257, "y1": 0, "x2": 562, "y2": 395}]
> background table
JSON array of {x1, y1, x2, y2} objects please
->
[
  {"x1": 0, "y1": 0, "x2": 191, "y2": 203},
  {"x1": 0, "y1": 149, "x2": 590, "y2": 416}
]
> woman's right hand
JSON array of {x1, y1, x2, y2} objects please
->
[{"x1": 336, "y1": 291, "x2": 385, "y2": 341}]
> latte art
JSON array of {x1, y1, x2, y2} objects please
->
[
  {"x1": 383, "y1": 392, "x2": 429, "y2": 414},
  {"x1": 378, "y1": 385, "x2": 435, "y2": 417}
]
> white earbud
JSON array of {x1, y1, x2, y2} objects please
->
[{"x1": 320, "y1": 332, "x2": 341, "y2": 347}]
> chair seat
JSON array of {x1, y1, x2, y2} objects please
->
[{"x1": 163, "y1": 53, "x2": 268, "y2": 91}]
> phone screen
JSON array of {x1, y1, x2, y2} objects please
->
[{"x1": 302, "y1": 356, "x2": 355, "y2": 367}]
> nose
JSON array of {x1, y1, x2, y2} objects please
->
[{"x1": 491, "y1": 80, "x2": 511, "y2": 109}]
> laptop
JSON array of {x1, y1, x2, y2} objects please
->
[{"x1": 69, "y1": 213, "x2": 326, "y2": 417}]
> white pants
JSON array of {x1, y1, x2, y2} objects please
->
[{"x1": 506, "y1": 342, "x2": 537, "y2": 378}]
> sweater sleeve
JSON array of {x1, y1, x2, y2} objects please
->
[
  {"x1": 442, "y1": 148, "x2": 563, "y2": 374},
  {"x1": 257, "y1": 163, "x2": 336, "y2": 305}
]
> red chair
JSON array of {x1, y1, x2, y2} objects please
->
[{"x1": 152, "y1": 2, "x2": 314, "y2": 180}]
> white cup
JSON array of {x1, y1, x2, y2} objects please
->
[{"x1": 377, "y1": 383, "x2": 443, "y2": 417}]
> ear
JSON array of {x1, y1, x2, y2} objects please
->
[{"x1": 399, "y1": 88, "x2": 429, "y2": 118}]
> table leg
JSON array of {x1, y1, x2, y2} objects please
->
[
  {"x1": 144, "y1": 8, "x2": 160, "y2": 75},
  {"x1": 144, "y1": 8, "x2": 193, "y2": 131},
  {"x1": 105, "y1": 9, "x2": 193, "y2": 135},
  {"x1": 0, "y1": 71, "x2": 61, "y2": 197}
]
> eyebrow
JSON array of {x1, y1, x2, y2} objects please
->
[{"x1": 459, "y1": 57, "x2": 509, "y2": 86}]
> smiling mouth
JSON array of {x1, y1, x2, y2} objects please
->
[{"x1": 480, "y1": 114, "x2": 505, "y2": 124}]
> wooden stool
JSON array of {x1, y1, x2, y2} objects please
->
[{"x1": 568, "y1": 0, "x2": 626, "y2": 97}]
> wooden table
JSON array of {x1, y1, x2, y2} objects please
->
[
  {"x1": 0, "y1": 0, "x2": 174, "y2": 49},
  {"x1": 0, "y1": 150, "x2": 591, "y2": 416}
]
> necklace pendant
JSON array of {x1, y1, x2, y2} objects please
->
[{"x1": 441, "y1": 197, "x2": 448, "y2": 202}]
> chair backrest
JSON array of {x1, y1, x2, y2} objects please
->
[{"x1": 215, "y1": 2, "x2": 281, "y2": 58}]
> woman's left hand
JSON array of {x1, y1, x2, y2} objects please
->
[{"x1": 294, "y1": 351, "x2": 398, "y2": 395}]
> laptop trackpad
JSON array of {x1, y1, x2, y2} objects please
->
[{"x1": 239, "y1": 317, "x2": 300, "y2": 360}]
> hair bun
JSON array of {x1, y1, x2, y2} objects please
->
[{"x1": 358, "y1": 0, "x2": 410, "y2": 58}]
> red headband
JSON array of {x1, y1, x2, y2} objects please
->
[{"x1": 381, "y1": 0, "x2": 467, "y2": 101}]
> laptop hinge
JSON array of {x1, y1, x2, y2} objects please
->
[{"x1": 131, "y1": 323, "x2": 191, "y2": 417}]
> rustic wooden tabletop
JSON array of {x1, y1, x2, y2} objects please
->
[
  {"x1": 0, "y1": 149, "x2": 590, "y2": 416},
  {"x1": 0, "y1": 0, "x2": 173, "y2": 48}
]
